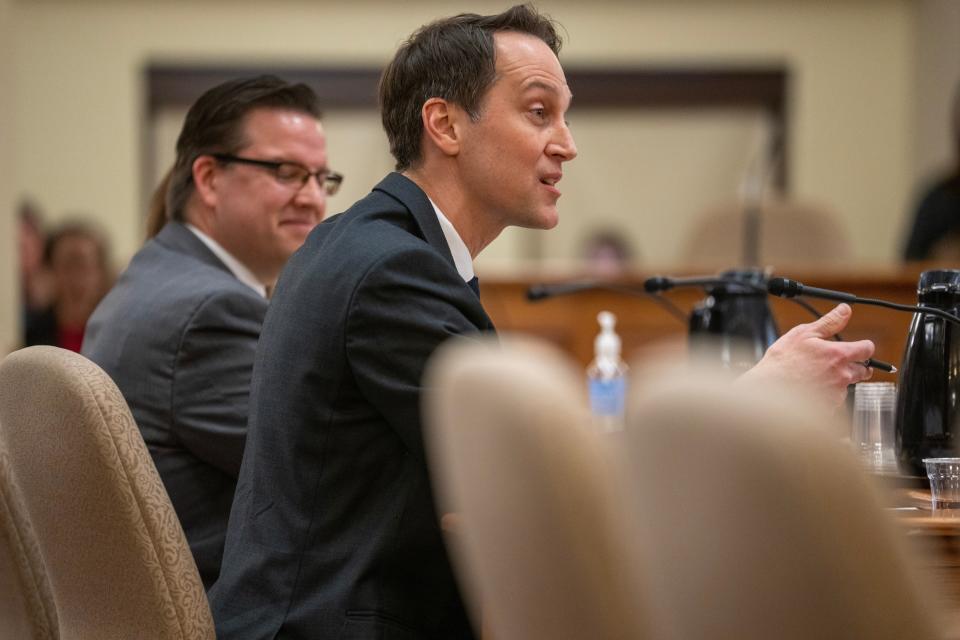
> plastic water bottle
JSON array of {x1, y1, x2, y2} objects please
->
[{"x1": 587, "y1": 311, "x2": 628, "y2": 432}]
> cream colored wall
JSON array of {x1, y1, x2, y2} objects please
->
[
  {"x1": 1, "y1": 0, "x2": 17, "y2": 352},
  {"x1": 914, "y1": 0, "x2": 960, "y2": 183},
  {"x1": 552, "y1": 0, "x2": 915, "y2": 270},
  {"x1": 13, "y1": 0, "x2": 915, "y2": 273},
  {"x1": 489, "y1": 109, "x2": 769, "y2": 269}
]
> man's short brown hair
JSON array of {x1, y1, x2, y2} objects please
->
[{"x1": 378, "y1": 4, "x2": 562, "y2": 172}]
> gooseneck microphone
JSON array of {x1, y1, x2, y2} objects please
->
[
  {"x1": 767, "y1": 277, "x2": 855, "y2": 303},
  {"x1": 526, "y1": 281, "x2": 603, "y2": 301},
  {"x1": 643, "y1": 275, "x2": 763, "y2": 294},
  {"x1": 525, "y1": 280, "x2": 688, "y2": 322},
  {"x1": 767, "y1": 277, "x2": 960, "y2": 326}
]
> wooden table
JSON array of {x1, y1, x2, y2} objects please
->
[{"x1": 882, "y1": 481, "x2": 960, "y2": 636}]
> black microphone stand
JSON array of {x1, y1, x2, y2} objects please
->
[{"x1": 685, "y1": 268, "x2": 779, "y2": 370}]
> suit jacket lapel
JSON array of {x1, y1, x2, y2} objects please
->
[
  {"x1": 372, "y1": 173, "x2": 495, "y2": 332},
  {"x1": 372, "y1": 173, "x2": 457, "y2": 272}
]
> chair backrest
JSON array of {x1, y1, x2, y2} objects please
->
[
  {"x1": 0, "y1": 346, "x2": 214, "y2": 639},
  {"x1": 424, "y1": 336, "x2": 648, "y2": 640},
  {"x1": 0, "y1": 444, "x2": 58, "y2": 639},
  {"x1": 681, "y1": 197, "x2": 851, "y2": 268},
  {"x1": 622, "y1": 366, "x2": 940, "y2": 640}
]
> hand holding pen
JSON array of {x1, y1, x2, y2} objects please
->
[{"x1": 863, "y1": 358, "x2": 896, "y2": 373}]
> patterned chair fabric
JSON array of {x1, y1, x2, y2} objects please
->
[
  {"x1": 0, "y1": 445, "x2": 58, "y2": 639},
  {"x1": 0, "y1": 346, "x2": 214, "y2": 639}
]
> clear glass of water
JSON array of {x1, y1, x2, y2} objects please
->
[{"x1": 924, "y1": 458, "x2": 960, "y2": 509}]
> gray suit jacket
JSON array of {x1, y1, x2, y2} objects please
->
[
  {"x1": 211, "y1": 173, "x2": 491, "y2": 639},
  {"x1": 82, "y1": 221, "x2": 267, "y2": 588}
]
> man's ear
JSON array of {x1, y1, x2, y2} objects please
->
[
  {"x1": 191, "y1": 155, "x2": 220, "y2": 209},
  {"x1": 421, "y1": 98, "x2": 463, "y2": 158}
]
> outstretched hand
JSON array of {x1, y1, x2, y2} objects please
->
[{"x1": 741, "y1": 303, "x2": 875, "y2": 406}]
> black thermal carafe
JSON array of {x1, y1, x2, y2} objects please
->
[{"x1": 896, "y1": 269, "x2": 960, "y2": 477}]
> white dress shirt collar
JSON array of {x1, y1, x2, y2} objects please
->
[
  {"x1": 428, "y1": 199, "x2": 474, "y2": 283},
  {"x1": 185, "y1": 223, "x2": 268, "y2": 298}
]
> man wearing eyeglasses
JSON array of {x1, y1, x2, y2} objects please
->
[{"x1": 82, "y1": 75, "x2": 340, "y2": 589}]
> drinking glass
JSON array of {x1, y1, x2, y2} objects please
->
[
  {"x1": 924, "y1": 458, "x2": 960, "y2": 509},
  {"x1": 851, "y1": 382, "x2": 897, "y2": 472}
]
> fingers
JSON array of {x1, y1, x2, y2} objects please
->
[
  {"x1": 747, "y1": 304, "x2": 878, "y2": 407},
  {"x1": 807, "y1": 336, "x2": 876, "y2": 398},
  {"x1": 837, "y1": 338, "x2": 875, "y2": 362},
  {"x1": 807, "y1": 303, "x2": 852, "y2": 339},
  {"x1": 835, "y1": 340, "x2": 876, "y2": 386},
  {"x1": 842, "y1": 359, "x2": 874, "y2": 385}
]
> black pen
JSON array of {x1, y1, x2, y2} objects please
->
[{"x1": 863, "y1": 358, "x2": 897, "y2": 373}]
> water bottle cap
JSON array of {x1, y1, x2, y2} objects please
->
[{"x1": 595, "y1": 311, "x2": 621, "y2": 362}]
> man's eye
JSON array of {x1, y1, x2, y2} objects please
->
[
  {"x1": 276, "y1": 165, "x2": 306, "y2": 182},
  {"x1": 531, "y1": 108, "x2": 546, "y2": 120}
]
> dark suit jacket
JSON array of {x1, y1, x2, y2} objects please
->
[
  {"x1": 210, "y1": 173, "x2": 493, "y2": 639},
  {"x1": 82, "y1": 221, "x2": 267, "y2": 588}
]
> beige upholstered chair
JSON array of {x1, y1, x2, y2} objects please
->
[
  {"x1": 0, "y1": 444, "x2": 58, "y2": 639},
  {"x1": 0, "y1": 346, "x2": 214, "y2": 639},
  {"x1": 682, "y1": 197, "x2": 852, "y2": 268},
  {"x1": 622, "y1": 366, "x2": 941, "y2": 640},
  {"x1": 424, "y1": 336, "x2": 648, "y2": 640}
]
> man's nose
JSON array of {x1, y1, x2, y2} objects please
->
[
  {"x1": 295, "y1": 176, "x2": 328, "y2": 212},
  {"x1": 549, "y1": 124, "x2": 577, "y2": 162}
]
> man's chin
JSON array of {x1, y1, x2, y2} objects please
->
[
  {"x1": 517, "y1": 213, "x2": 559, "y2": 232},
  {"x1": 281, "y1": 220, "x2": 317, "y2": 234},
  {"x1": 280, "y1": 222, "x2": 318, "y2": 244},
  {"x1": 536, "y1": 208, "x2": 560, "y2": 230}
]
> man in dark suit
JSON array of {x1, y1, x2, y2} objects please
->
[
  {"x1": 211, "y1": 6, "x2": 875, "y2": 639},
  {"x1": 82, "y1": 76, "x2": 340, "y2": 588}
]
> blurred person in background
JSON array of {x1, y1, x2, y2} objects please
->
[
  {"x1": 82, "y1": 75, "x2": 337, "y2": 589},
  {"x1": 24, "y1": 219, "x2": 112, "y2": 352},
  {"x1": 18, "y1": 200, "x2": 52, "y2": 328},
  {"x1": 903, "y1": 82, "x2": 960, "y2": 261},
  {"x1": 582, "y1": 228, "x2": 634, "y2": 276}
]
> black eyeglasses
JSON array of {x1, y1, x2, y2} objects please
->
[{"x1": 212, "y1": 154, "x2": 343, "y2": 196}]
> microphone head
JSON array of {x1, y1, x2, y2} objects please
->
[
  {"x1": 644, "y1": 276, "x2": 672, "y2": 293},
  {"x1": 526, "y1": 282, "x2": 598, "y2": 301},
  {"x1": 767, "y1": 277, "x2": 801, "y2": 298},
  {"x1": 526, "y1": 285, "x2": 550, "y2": 301}
]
